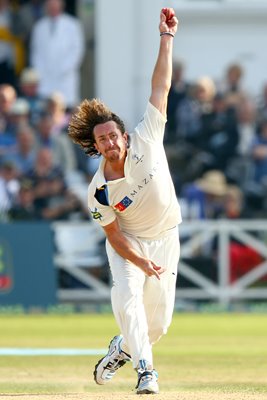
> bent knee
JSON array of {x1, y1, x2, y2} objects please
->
[{"x1": 149, "y1": 326, "x2": 168, "y2": 345}]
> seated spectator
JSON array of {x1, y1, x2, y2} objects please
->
[
  {"x1": 176, "y1": 76, "x2": 216, "y2": 145},
  {"x1": 224, "y1": 185, "x2": 251, "y2": 219},
  {"x1": 25, "y1": 147, "x2": 87, "y2": 220},
  {"x1": 223, "y1": 185, "x2": 264, "y2": 283},
  {"x1": 0, "y1": 160, "x2": 19, "y2": 221},
  {"x1": 236, "y1": 98, "x2": 257, "y2": 157},
  {"x1": 181, "y1": 170, "x2": 228, "y2": 220},
  {"x1": 8, "y1": 97, "x2": 31, "y2": 135},
  {"x1": 36, "y1": 113, "x2": 77, "y2": 173},
  {"x1": 8, "y1": 177, "x2": 39, "y2": 220},
  {"x1": 250, "y1": 119, "x2": 267, "y2": 185},
  {"x1": 202, "y1": 92, "x2": 239, "y2": 171},
  {"x1": 166, "y1": 76, "x2": 217, "y2": 188},
  {"x1": 19, "y1": 67, "x2": 44, "y2": 126},
  {"x1": 44, "y1": 92, "x2": 70, "y2": 135},
  {"x1": 257, "y1": 82, "x2": 267, "y2": 124},
  {"x1": 0, "y1": 84, "x2": 17, "y2": 156},
  {"x1": 217, "y1": 62, "x2": 248, "y2": 110},
  {"x1": 165, "y1": 58, "x2": 191, "y2": 144},
  {"x1": 3, "y1": 123, "x2": 37, "y2": 175}
]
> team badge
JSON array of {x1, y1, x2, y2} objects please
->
[
  {"x1": 132, "y1": 153, "x2": 144, "y2": 164},
  {"x1": 114, "y1": 196, "x2": 133, "y2": 211}
]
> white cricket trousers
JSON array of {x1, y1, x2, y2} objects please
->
[{"x1": 106, "y1": 226, "x2": 180, "y2": 369}]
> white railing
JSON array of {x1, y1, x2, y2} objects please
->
[
  {"x1": 178, "y1": 220, "x2": 267, "y2": 305},
  {"x1": 52, "y1": 220, "x2": 267, "y2": 305}
]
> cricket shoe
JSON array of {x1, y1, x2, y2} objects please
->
[
  {"x1": 93, "y1": 335, "x2": 131, "y2": 385},
  {"x1": 136, "y1": 360, "x2": 159, "y2": 394}
]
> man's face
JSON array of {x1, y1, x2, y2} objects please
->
[
  {"x1": 93, "y1": 121, "x2": 128, "y2": 162},
  {"x1": 46, "y1": 0, "x2": 63, "y2": 17}
]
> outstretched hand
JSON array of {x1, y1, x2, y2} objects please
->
[{"x1": 159, "y1": 7, "x2": 178, "y2": 36}]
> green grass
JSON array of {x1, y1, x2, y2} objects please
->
[{"x1": 0, "y1": 313, "x2": 267, "y2": 397}]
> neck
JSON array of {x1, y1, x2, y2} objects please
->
[{"x1": 104, "y1": 155, "x2": 126, "y2": 181}]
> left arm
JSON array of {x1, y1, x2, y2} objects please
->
[{"x1": 149, "y1": 8, "x2": 179, "y2": 117}]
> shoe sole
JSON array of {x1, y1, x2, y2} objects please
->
[
  {"x1": 93, "y1": 336, "x2": 118, "y2": 385},
  {"x1": 93, "y1": 336, "x2": 129, "y2": 385},
  {"x1": 137, "y1": 389, "x2": 159, "y2": 394},
  {"x1": 93, "y1": 356, "x2": 106, "y2": 385}
]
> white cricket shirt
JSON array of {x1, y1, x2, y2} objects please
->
[{"x1": 88, "y1": 102, "x2": 182, "y2": 238}]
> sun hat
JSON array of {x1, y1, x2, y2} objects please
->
[
  {"x1": 20, "y1": 68, "x2": 39, "y2": 85},
  {"x1": 195, "y1": 170, "x2": 228, "y2": 196}
]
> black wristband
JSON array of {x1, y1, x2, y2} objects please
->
[{"x1": 160, "y1": 32, "x2": 175, "y2": 38}]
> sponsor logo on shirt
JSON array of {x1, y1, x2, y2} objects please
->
[
  {"x1": 130, "y1": 161, "x2": 159, "y2": 197},
  {"x1": 91, "y1": 208, "x2": 103, "y2": 220},
  {"x1": 114, "y1": 196, "x2": 133, "y2": 212}
]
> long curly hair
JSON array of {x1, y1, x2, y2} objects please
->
[{"x1": 68, "y1": 98, "x2": 126, "y2": 157}]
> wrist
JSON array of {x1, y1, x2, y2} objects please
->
[{"x1": 160, "y1": 31, "x2": 175, "y2": 38}]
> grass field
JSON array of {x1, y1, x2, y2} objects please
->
[{"x1": 0, "y1": 312, "x2": 267, "y2": 400}]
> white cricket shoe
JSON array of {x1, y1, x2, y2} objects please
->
[
  {"x1": 136, "y1": 360, "x2": 159, "y2": 394},
  {"x1": 93, "y1": 335, "x2": 131, "y2": 385}
]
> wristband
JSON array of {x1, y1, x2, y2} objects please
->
[{"x1": 160, "y1": 32, "x2": 175, "y2": 38}]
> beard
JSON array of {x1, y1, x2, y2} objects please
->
[{"x1": 105, "y1": 147, "x2": 125, "y2": 162}]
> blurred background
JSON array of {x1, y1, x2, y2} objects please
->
[{"x1": 1, "y1": 0, "x2": 267, "y2": 311}]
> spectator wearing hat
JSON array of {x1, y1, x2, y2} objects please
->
[
  {"x1": 19, "y1": 67, "x2": 44, "y2": 126},
  {"x1": 8, "y1": 97, "x2": 31, "y2": 136},
  {"x1": 181, "y1": 170, "x2": 229, "y2": 220}
]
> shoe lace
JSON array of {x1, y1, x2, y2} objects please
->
[
  {"x1": 135, "y1": 370, "x2": 154, "y2": 389},
  {"x1": 104, "y1": 353, "x2": 126, "y2": 371}
]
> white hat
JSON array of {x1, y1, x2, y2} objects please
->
[
  {"x1": 10, "y1": 98, "x2": 30, "y2": 115},
  {"x1": 20, "y1": 68, "x2": 39, "y2": 84}
]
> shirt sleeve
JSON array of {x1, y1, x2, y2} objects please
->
[
  {"x1": 88, "y1": 196, "x2": 116, "y2": 227},
  {"x1": 134, "y1": 101, "x2": 167, "y2": 143}
]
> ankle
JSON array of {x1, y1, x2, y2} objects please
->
[{"x1": 136, "y1": 359, "x2": 153, "y2": 372}]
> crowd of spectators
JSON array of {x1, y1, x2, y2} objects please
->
[
  {"x1": 166, "y1": 60, "x2": 267, "y2": 221},
  {"x1": 1, "y1": 0, "x2": 267, "y2": 225},
  {"x1": 0, "y1": 0, "x2": 93, "y2": 222}
]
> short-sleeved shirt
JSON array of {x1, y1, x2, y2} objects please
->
[{"x1": 88, "y1": 102, "x2": 182, "y2": 238}]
